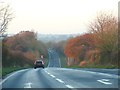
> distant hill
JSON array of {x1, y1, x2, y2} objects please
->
[{"x1": 37, "y1": 34, "x2": 79, "y2": 43}]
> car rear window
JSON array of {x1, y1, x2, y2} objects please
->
[{"x1": 36, "y1": 60, "x2": 42, "y2": 63}]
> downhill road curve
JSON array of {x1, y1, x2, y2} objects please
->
[{"x1": 0, "y1": 49, "x2": 119, "y2": 90}]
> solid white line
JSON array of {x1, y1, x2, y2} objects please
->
[
  {"x1": 97, "y1": 80, "x2": 112, "y2": 85},
  {"x1": 56, "y1": 78, "x2": 64, "y2": 83},
  {"x1": 50, "y1": 75, "x2": 56, "y2": 78},
  {"x1": 66, "y1": 85, "x2": 74, "y2": 88},
  {"x1": 101, "y1": 79, "x2": 109, "y2": 81},
  {"x1": 0, "y1": 69, "x2": 28, "y2": 85}
]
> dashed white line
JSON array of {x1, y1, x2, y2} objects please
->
[
  {"x1": 45, "y1": 70, "x2": 75, "y2": 89},
  {"x1": 101, "y1": 79, "x2": 109, "y2": 81},
  {"x1": 44, "y1": 70, "x2": 47, "y2": 73},
  {"x1": 50, "y1": 75, "x2": 56, "y2": 78},
  {"x1": 47, "y1": 72, "x2": 50, "y2": 75},
  {"x1": 66, "y1": 85, "x2": 74, "y2": 88},
  {"x1": 56, "y1": 78, "x2": 64, "y2": 84}
]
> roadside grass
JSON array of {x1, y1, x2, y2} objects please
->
[
  {"x1": 2, "y1": 66, "x2": 31, "y2": 77},
  {"x1": 44, "y1": 58, "x2": 49, "y2": 67}
]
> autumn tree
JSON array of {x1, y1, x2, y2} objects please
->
[
  {"x1": 2, "y1": 31, "x2": 47, "y2": 67},
  {"x1": 89, "y1": 12, "x2": 118, "y2": 65},
  {"x1": 64, "y1": 34, "x2": 95, "y2": 65}
]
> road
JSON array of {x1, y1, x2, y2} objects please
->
[
  {"x1": 47, "y1": 49, "x2": 61, "y2": 67},
  {"x1": 0, "y1": 49, "x2": 119, "y2": 89}
]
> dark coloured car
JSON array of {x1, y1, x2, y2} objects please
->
[{"x1": 34, "y1": 60, "x2": 44, "y2": 69}]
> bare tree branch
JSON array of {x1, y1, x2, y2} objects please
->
[{"x1": 0, "y1": 4, "x2": 13, "y2": 37}]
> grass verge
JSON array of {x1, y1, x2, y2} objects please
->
[
  {"x1": 44, "y1": 58, "x2": 49, "y2": 67},
  {"x1": 2, "y1": 66, "x2": 31, "y2": 77}
]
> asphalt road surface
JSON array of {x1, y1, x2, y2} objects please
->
[
  {"x1": 0, "y1": 49, "x2": 119, "y2": 89},
  {"x1": 47, "y1": 49, "x2": 61, "y2": 67}
]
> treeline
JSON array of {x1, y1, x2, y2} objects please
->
[
  {"x1": 64, "y1": 12, "x2": 118, "y2": 67},
  {"x1": 2, "y1": 31, "x2": 47, "y2": 67}
]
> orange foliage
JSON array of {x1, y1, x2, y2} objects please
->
[
  {"x1": 79, "y1": 61, "x2": 87, "y2": 66},
  {"x1": 24, "y1": 52, "x2": 35, "y2": 61},
  {"x1": 64, "y1": 33, "x2": 95, "y2": 60}
]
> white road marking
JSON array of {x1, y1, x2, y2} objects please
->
[
  {"x1": 56, "y1": 78, "x2": 64, "y2": 83},
  {"x1": 24, "y1": 83, "x2": 32, "y2": 88},
  {"x1": 101, "y1": 79, "x2": 109, "y2": 81},
  {"x1": 44, "y1": 70, "x2": 48, "y2": 73},
  {"x1": 66, "y1": 85, "x2": 74, "y2": 88},
  {"x1": 47, "y1": 72, "x2": 50, "y2": 75},
  {"x1": 44, "y1": 70, "x2": 56, "y2": 78},
  {"x1": 0, "y1": 69, "x2": 28, "y2": 85},
  {"x1": 98, "y1": 73, "x2": 112, "y2": 76},
  {"x1": 88, "y1": 71, "x2": 96, "y2": 74},
  {"x1": 50, "y1": 75, "x2": 56, "y2": 78},
  {"x1": 97, "y1": 79, "x2": 112, "y2": 85}
]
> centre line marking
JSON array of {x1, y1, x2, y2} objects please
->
[
  {"x1": 50, "y1": 75, "x2": 56, "y2": 78},
  {"x1": 101, "y1": 79, "x2": 109, "y2": 81},
  {"x1": 44, "y1": 70, "x2": 48, "y2": 73},
  {"x1": 66, "y1": 85, "x2": 74, "y2": 88},
  {"x1": 47, "y1": 72, "x2": 50, "y2": 75},
  {"x1": 56, "y1": 78, "x2": 64, "y2": 83}
]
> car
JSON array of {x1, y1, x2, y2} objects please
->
[{"x1": 34, "y1": 60, "x2": 44, "y2": 69}]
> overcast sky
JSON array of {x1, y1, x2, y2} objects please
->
[{"x1": 2, "y1": 0, "x2": 119, "y2": 34}]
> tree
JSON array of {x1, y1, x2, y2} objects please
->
[
  {"x1": 0, "y1": 3, "x2": 13, "y2": 37},
  {"x1": 89, "y1": 12, "x2": 118, "y2": 65},
  {"x1": 64, "y1": 33, "x2": 95, "y2": 65}
]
